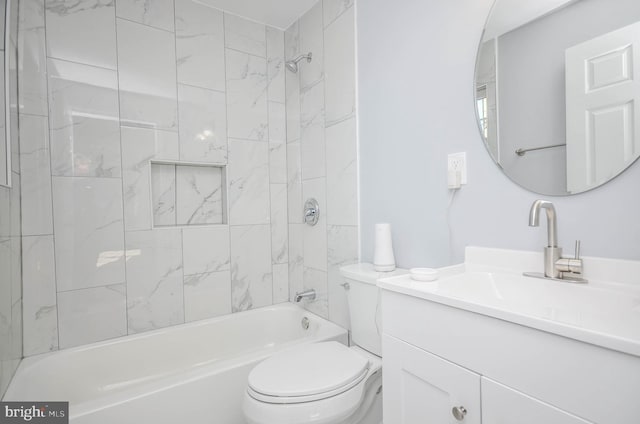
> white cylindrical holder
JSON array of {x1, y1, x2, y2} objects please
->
[{"x1": 373, "y1": 223, "x2": 396, "y2": 272}]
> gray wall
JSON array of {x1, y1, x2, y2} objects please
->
[
  {"x1": 358, "y1": 0, "x2": 640, "y2": 268},
  {"x1": 497, "y1": 0, "x2": 640, "y2": 195}
]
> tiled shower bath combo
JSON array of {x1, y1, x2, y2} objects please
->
[{"x1": 17, "y1": 0, "x2": 356, "y2": 355}]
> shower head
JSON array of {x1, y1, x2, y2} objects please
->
[
  {"x1": 285, "y1": 52, "x2": 312, "y2": 73},
  {"x1": 285, "y1": 61, "x2": 299, "y2": 73}
]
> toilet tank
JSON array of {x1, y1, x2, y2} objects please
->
[{"x1": 340, "y1": 264, "x2": 408, "y2": 356}]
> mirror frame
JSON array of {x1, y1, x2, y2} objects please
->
[{"x1": 472, "y1": 0, "x2": 640, "y2": 197}]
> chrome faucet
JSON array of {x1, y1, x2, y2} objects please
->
[
  {"x1": 526, "y1": 200, "x2": 587, "y2": 283},
  {"x1": 294, "y1": 289, "x2": 316, "y2": 303},
  {"x1": 528, "y1": 200, "x2": 561, "y2": 278}
]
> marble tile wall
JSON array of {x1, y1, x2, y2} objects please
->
[
  {"x1": 18, "y1": 0, "x2": 290, "y2": 354},
  {"x1": 286, "y1": 0, "x2": 358, "y2": 330},
  {"x1": 1, "y1": 0, "x2": 22, "y2": 397}
]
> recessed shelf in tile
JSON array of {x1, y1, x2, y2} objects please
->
[{"x1": 150, "y1": 161, "x2": 226, "y2": 227}]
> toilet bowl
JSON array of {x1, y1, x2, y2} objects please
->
[{"x1": 242, "y1": 264, "x2": 407, "y2": 424}]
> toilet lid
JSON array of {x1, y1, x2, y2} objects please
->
[{"x1": 248, "y1": 342, "x2": 370, "y2": 398}]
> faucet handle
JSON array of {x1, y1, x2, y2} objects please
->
[{"x1": 555, "y1": 240, "x2": 586, "y2": 281}]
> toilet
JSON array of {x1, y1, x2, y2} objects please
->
[{"x1": 242, "y1": 264, "x2": 407, "y2": 424}]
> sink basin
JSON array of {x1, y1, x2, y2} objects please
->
[
  {"x1": 377, "y1": 247, "x2": 640, "y2": 357},
  {"x1": 432, "y1": 271, "x2": 639, "y2": 339}
]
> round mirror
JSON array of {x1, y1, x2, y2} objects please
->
[{"x1": 475, "y1": 0, "x2": 640, "y2": 195}]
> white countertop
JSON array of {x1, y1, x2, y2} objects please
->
[{"x1": 378, "y1": 247, "x2": 640, "y2": 357}]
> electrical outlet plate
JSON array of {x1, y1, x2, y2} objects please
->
[{"x1": 448, "y1": 152, "x2": 467, "y2": 185}]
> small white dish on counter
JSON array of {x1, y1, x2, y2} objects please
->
[{"x1": 409, "y1": 268, "x2": 439, "y2": 281}]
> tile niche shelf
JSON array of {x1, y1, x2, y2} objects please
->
[{"x1": 150, "y1": 161, "x2": 227, "y2": 228}]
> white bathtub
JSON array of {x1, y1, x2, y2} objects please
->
[{"x1": 4, "y1": 303, "x2": 348, "y2": 424}]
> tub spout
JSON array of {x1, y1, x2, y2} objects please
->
[{"x1": 294, "y1": 289, "x2": 316, "y2": 303}]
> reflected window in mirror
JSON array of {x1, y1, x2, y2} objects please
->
[
  {"x1": 476, "y1": 86, "x2": 488, "y2": 140},
  {"x1": 476, "y1": 38, "x2": 499, "y2": 165}
]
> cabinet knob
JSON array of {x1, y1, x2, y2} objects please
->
[{"x1": 452, "y1": 406, "x2": 467, "y2": 421}]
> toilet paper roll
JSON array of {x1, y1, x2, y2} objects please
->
[{"x1": 373, "y1": 223, "x2": 396, "y2": 272}]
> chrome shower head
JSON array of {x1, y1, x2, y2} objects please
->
[
  {"x1": 285, "y1": 52, "x2": 312, "y2": 73},
  {"x1": 286, "y1": 61, "x2": 299, "y2": 73}
]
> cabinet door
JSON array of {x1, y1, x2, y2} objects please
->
[
  {"x1": 482, "y1": 378, "x2": 593, "y2": 424},
  {"x1": 383, "y1": 334, "x2": 481, "y2": 424}
]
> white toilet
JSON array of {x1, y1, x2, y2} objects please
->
[{"x1": 242, "y1": 264, "x2": 407, "y2": 424}]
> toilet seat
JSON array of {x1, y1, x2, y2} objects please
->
[
  {"x1": 243, "y1": 381, "x2": 369, "y2": 424},
  {"x1": 247, "y1": 342, "x2": 370, "y2": 404},
  {"x1": 243, "y1": 343, "x2": 381, "y2": 424}
]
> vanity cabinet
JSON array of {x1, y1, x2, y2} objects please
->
[
  {"x1": 382, "y1": 335, "x2": 481, "y2": 423},
  {"x1": 383, "y1": 334, "x2": 592, "y2": 424},
  {"x1": 380, "y1": 289, "x2": 640, "y2": 423},
  {"x1": 379, "y1": 247, "x2": 640, "y2": 423}
]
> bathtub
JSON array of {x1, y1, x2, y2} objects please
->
[{"x1": 4, "y1": 303, "x2": 347, "y2": 424}]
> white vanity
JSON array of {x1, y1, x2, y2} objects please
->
[{"x1": 378, "y1": 247, "x2": 640, "y2": 424}]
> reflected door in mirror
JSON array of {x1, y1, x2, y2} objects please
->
[{"x1": 565, "y1": 21, "x2": 640, "y2": 193}]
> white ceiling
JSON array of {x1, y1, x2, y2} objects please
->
[
  {"x1": 483, "y1": 0, "x2": 576, "y2": 40},
  {"x1": 200, "y1": 0, "x2": 319, "y2": 30}
]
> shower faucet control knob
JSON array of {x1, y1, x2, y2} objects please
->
[{"x1": 303, "y1": 199, "x2": 320, "y2": 226}]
